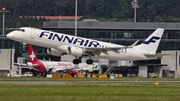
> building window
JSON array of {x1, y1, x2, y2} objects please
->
[{"x1": 123, "y1": 32, "x2": 132, "y2": 39}]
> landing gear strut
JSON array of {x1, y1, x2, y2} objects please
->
[{"x1": 21, "y1": 43, "x2": 27, "y2": 52}]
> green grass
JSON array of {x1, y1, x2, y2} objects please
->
[
  {"x1": 0, "y1": 83, "x2": 180, "y2": 101},
  {"x1": 0, "y1": 76, "x2": 180, "y2": 101}
]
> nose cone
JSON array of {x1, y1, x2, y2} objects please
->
[{"x1": 6, "y1": 32, "x2": 15, "y2": 39}]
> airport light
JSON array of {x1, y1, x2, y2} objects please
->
[
  {"x1": 0, "y1": 7, "x2": 10, "y2": 35},
  {"x1": 75, "y1": 0, "x2": 77, "y2": 36},
  {"x1": 131, "y1": 0, "x2": 139, "y2": 22}
]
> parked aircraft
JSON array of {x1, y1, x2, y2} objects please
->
[
  {"x1": 76, "y1": 63, "x2": 99, "y2": 73},
  {"x1": 7, "y1": 27, "x2": 167, "y2": 64},
  {"x1": 26, "y1": 44, "x2": 77, "y2": 76}
]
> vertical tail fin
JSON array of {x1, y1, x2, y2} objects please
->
[
  {"x1": 137, "y1": 28, "x2": 164, "y2": 54},
  {"x1": 27, "y1": 44, "x2": 39, "y2": 62}
]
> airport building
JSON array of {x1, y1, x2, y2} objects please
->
[
  {"x1": 0, "y1": 49, "x2": 14, "y2": 76},
  {"x1": 1, "y1": 21, "x2": 180, "y2": 77}
]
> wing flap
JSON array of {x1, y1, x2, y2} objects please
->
[
  {"x1": 85, "y1": 46, "x2": 129, "y2": 54},
  {"x1": 84, "y1": 40, "x2": 139, "y2": 55}
]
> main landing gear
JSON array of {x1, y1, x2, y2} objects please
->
[
  {"x1": 86, "y1": 59, "x2": 93, "y2": 64},
  {"x1": 73, "y1": 58, "x2": 80, "y2": 64},
  {"x1": 73, "y1": 58, "x2": 93, "y2": 64}
]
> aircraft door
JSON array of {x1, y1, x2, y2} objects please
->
[
  {"x1": 31, "y1": 28, "x2": 36, "y2": 39},
  {"x1": 128, "y1": 48, "x2": 133, "y2": 58}
]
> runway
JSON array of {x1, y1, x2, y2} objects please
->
[
  {"x1": 0, "y1": 81, "x2": 69, "y2": 84},
  {"x1": 0, "y1": 80, "x2": 180, "y2": 84}
]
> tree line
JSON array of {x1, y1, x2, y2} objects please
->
[{"x1": 0, "y1": 0, "x2": 180, "y2": 29}]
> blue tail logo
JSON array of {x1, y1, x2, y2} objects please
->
[{"x1": 143, "y1": 36, "x2": 160, "y2": 44}]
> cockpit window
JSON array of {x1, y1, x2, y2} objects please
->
[
  {"x1": 21, "y1": 29, "x2": 25, "y2": 32},
  {"x1": 16, "y1": 29, "x2": 25, "y2": 32},
  {"x1": 16, "y1": 29, "x2": 20, "y2": 31}
]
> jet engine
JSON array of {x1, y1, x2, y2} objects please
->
[
  {"x1": 67, "y1": 46, "x2": 85, "y2": 57},
  {"x1": 47, "y1": 48, "x2": 64, "y2": 56}
]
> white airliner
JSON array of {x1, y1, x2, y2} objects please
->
[
  {"x1": 7, "y1": 27, "x2": 167, "y2": 64},
  {"x1": 26, "y1": 44, "x2": 77, "y2": 76}
]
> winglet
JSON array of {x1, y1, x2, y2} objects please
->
[{"x1": 144, "y1": 53, "x2": 172, "y2": 59}]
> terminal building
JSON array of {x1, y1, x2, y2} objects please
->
[{"x1": 1, "y1": 21, "x2": 180, "y2": 77}]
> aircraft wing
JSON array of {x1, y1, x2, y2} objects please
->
[
  {"x1": 84, "y1": 40, "x2": 139, "y2": 54},
  {"x1": 144, "y1": 54, "x2": 172, "y2": 59},
  {"x1": 32, "y1": 64, "x2": 39, "y2": 67},
  {"x1": 48, "y1": 67, "x2": 70, "y2": 73},
  {"x1": 84, "y1": 47, "x2": 127, "y2": 54},
  {"x1": 14, "y1": 63, "x2": 27, "y2": 66},
  {"x1": 14, "y1": 62, "x2": 39, "y2": 67}
]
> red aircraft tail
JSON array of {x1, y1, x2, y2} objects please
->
[{"x1": 27, "y1": 44, "x2": 39, "y2": 63}]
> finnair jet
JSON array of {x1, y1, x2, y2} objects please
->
[{"x1": 7, "y1": 27, "x2": 167, "y2": 64}]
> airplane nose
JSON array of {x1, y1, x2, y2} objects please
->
[{"x1": 6, "y1": 32, "x2": 15, "y2": 38}]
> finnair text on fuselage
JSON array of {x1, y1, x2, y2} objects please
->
[{"x1": 39, "y1": 31, "x2": 100, "y2": 47}]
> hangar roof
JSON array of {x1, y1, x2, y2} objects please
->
[
  {"x1": 43, "y1": 21, "x2": 180, "y2": 30},
  {"x1": 20, "y1": 16, "x2": 83, "y2": 21}
]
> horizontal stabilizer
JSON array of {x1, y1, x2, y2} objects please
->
[{"x1": 144, "y1": 54, "x2": 171, "y2": 59}]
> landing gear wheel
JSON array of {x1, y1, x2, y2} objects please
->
[
  {"x1": 86, "y1": 59, "x2": 93, "y2": 64},
  {"x1": 73, "y1": 58, "x2": 80, "y2": 64},
  {"x1": 42, "y1": 73, "x2": 47, "y2": 77}
]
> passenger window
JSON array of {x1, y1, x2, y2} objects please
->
[{"x1": 16, "y1": 29, "x2": 25, "y2": 32}]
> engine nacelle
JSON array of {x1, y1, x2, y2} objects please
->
[
  {"x1": 47, "y1": 48, "x2": 64, "y2": 56},
  {"x1": 67, "y1": 46, "x2": 84, "y2": 57}
]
